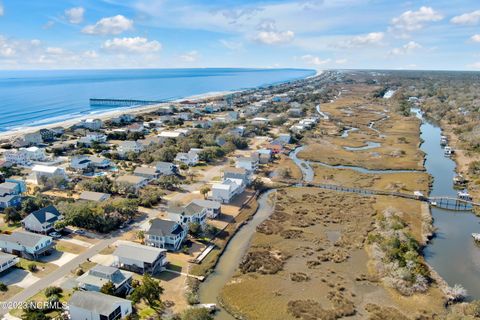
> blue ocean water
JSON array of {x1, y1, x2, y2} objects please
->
[{"x1": 0, "y1": 68, "x2": 315, "y2": 132}]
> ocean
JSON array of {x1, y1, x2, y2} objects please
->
[{"x1": 0, "y1": 68, "x2": 315, "y2": 133}]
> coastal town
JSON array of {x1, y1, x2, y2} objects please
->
[{"x1": 1, "y1": 70, "x2": 480, "y2": 320}]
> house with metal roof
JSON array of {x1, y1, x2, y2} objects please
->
[
  {"x1": 0, "y1": 252, "x2": 20, "y2": 273},
  {"x1": 154, "y1": 162, "x2": 177, "y2": 176},
  {"x1": 166, "y1": 202, "x2": 207, "y2": 228},
  {"x1": 79, "y1": 191, "x2": 111, "y2": 202},
  {"x1": 145, "y1": 218, "x2": 187, "y2": 251},
  {"x1": 0, "y1": 231, "x2": 54, "y2": 260},
  {"x1": 76, "y1": 264, "x2": 133, "y2": 295},
  {"x1": 22, "y1": 205, "x2": 62, "y2": 234},
  {"x1": 113, "y1": 241, "x2": 167, "y2": 275},
  {"x1": 133, "y1": 166, "x2": 159, "y2": 180},
  {"x1": 190, "y1": 199, "x2": 222, "y2": 219},
  {"x1": 68, "y1": 291, "x2": 132, "y2": 320}
]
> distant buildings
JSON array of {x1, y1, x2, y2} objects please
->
[{"x1": 79, "y1": 119, "x2": 103, "y2": 131}]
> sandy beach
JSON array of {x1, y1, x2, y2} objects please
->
[{"x1": 0, "y1": 90, "x2": 236, "y2": 142}]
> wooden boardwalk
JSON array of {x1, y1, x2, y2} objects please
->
[{"x1": 295, "y1": 182, "x2": 479, "y2": 211}]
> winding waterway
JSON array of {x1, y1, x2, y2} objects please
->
[
  {"x1": 198, "y1": 190, "x2": 276, "y2": 319},
  {"x1": 414, "y1": 108, "x2": 480, "y2": 299}
]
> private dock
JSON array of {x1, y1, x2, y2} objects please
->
[{"x1": 90, "y1": 98, "x2": 165, "y2": 107}]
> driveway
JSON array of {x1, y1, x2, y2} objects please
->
[
  {"x1": 90, "y1": 253, "x2": 115, "y2": 266},
  {"x1": 39, "y1": 251, "x2": 77, "y2": 267},
  {"x1": 0, "y1": 269, "x2": 40, "y2": 288}
]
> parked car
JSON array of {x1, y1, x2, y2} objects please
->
[
  {"x1": 49, "y1": 231, "x2": 62, "y2": 239},
  {"x1": 74, "y1": 229, "x2": 86, "y2": 235}
]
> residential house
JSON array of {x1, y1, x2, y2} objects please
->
[
  {"x1": 79, "y1": 119, "x2": 103, "y2": 131},
  {"x1": 167, "y1": 202, "x2": 207, "y2": 228},
  {"x1": 113, "y1": 241, "x2": 167, "y2": 274},
  {"x1": 250, "y1": 117, "x2": 270, "y2": 126},
  {"x1": 0, "y1": 181, "x2": 24, "y2": 196},
  {"x1": 68, "y1": 291, "x2": 132, "y2": 320},
  {"x1": 79, "y1": 191, "x2": 111, "y2": 202},
  {"x1": 125, "y1": 123, "x2": 144, "y2": 133},
  {"x1": 23, "y1": 132, "x2": 43, "y2": 146},
  {"x1": 88, "y1": 156, "x2": 111, "y2": 169},
  {"x1": 70, "y1": 155, "x2": 91, "y2": 171},
  {"x1": 254, "y1": 149, "x2": 273, "y2": 164},
  {"x1": 229, "y1": 126, "x2": 245, "y2": 137},
  {"x1": 192, "y1": 120, "x2": 211, "y2": 129},
  {"x1": 223, "y1": 167, "x2": 251, "y2": 186},
  {"x1": 0, "y1": 231, "x2": 54, "y2": 260},
  {"x1": 76, "y1": 264, "x2": 133, "y2": 295},
  {"x1": 174, "y1": 150, "x2": 199, "y2": 166},
  {"x1": 30, "y1": 165, "x2": 67, "y2": 185},
  {"x1": 0, "y1": 195, "x2": 21, "y2": 210},
  {"x1": 191, "y1": 199, "x2": 221, "y2": 219},
  {"x1": 288, "y1": 108, "x2": 304, "y2": 117},
  {"x1": 157, "y1": 131, "x2": 184, "y2": 142},
  {"x1": 22, "y1": 146, "x2": 46, "y2": 162},
  {"x1": 117, "y1": 141, "x2": 143, "y2": 156},
  {"x1": 155, "y1": 162, "x2": 177, "y2": 176},
  {"x1": 115, "y1": 175, "x2": 148, "y2": 194},
  {"x1": 39, "y1": 129, "x2": 55, "y2": 142},
  {"x1": 210, "y1": 178, "x2": 244, "y2": 203},
  {"x1": 22, "y1": 205, "x2": 62, "y2": 234},
  {"x1": 0, "y1": 252, "x2": 20, "y2": 273},
  {"x1": 133, "y1": 166, "x2": 159, "y2": 180},
  {"x1": 4, "y1": 147, "x2": 45, "y2": 166},
  {"x1": 111, "y1": 114, "x2": 136, "y2": 125},
  {"x1": 145, "y1": 218, "x2": 187, "y2": 252},
  {"x1": 78, "y1": 132, "x2": 107, "y2": 146},
  {"x1": 236, "y1": 156, "x2": 258, "y2": 172}
]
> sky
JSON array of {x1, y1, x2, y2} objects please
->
[{"x1": 1, "y1": 0, "x2": 480, "y2": 70}]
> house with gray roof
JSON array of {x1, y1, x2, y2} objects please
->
[
  {"x1": 79, "y1": 191, "x2": 111, "y2": 202},
  {"x1": 155, "y1": 162, "x2": 177, "y2": 176},
  {"x1": 145, "y1": 218, "x2": 187, "y2": 251},
  {"x1": 22, "y1": 205, "x2": 62, "y2": 234},
  {"x1": 0, "y1": 252, "x2": 20, "y2": 273},
  {"x1": 0, "y1": 194, "x2": 21, "y2": 210},
  {"x1": 0, "y1": 231, "x2": 54, "y2": 260},
  {"x1": 68, "y1": 290, "x2": 132, "y2": 320},
  {"x1": 113, "y1": 241, "x2": 167, "y2": 275},
  {"x1": 133, "y1": 166, "x2": 159, "y2": 180},
  {"x1": 191, "y1": 199, "x2": 222, "y2": 219},
  {"x1": 166, "y1": 202, "x2": 207, "y2": 228},
  {"x1": 76, "y1": 264, "x2": 133, "y2": 295}
]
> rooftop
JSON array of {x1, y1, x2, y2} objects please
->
[
  {"x1": 113, "y1": 241, "x2": 166, "y2": 264},
  {"x1": 69, "y1": 291, "x2": 131, "y2": 315}
]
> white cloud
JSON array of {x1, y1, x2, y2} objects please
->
[
  {"x1": 102, "y1": 37, "x2": 161, "y2": 53},
  {"x1": 0, "y1": 3, "x2": 4, "y2": 16},
  {"x1": 45, "y1": 47, "x2": 65, "y2": 55},
  {"x1": 180, "y1": 50, "x2": 199, "y2": 62},
  {"x1": 220, "y1": 39, "x2": 244, "y2": 51},
  {"x1": 391, "y1": 6, "x2": 443, "y2": 33},
  {"x1": 471, "y1": 34, "x2": 480, "y2": 43},
  {"x1": 83, "y1": 50, "x2": 98, "y2": 58},
  {"x1": 83, "y1": 15, "x2": 133, "y2": 35},
  {"x1": 389, "y1": 41, "x2": 421, "y2": 55},
  {"x1": 65, "y1": 7, "x2": 84, "y2": 24},
  {"x1": 467, "y1": 62, "x2": 480, "y2": 69},
  {"x1": 252, "y1": 20, "x2": 294, "y2": 45},
  {"x1": 335, "y1": 58, "x2": 348, "y2": 65},
  {"x1": 451, "y1": 10, "x2": 480, "y2": 25},
  {"x1": 336, "y1": 32, "x2": 384, "y2": 48},
  {"x1": 300, "y1": 54, "x2": 330, "y2": 66}
]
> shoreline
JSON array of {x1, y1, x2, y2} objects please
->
[
  {"x1": 0, "y1": 90, "x2": 236, "y2": 142},
  {"x1": 0, "y1": 71, "x2": 320, "y2": 142}
]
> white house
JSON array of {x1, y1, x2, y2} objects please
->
[
  {"x1": 145, "y1": 218, "x2": 187, "y2": 252},
  {"x1": 117, "y1": 141, "x2": 144, "y2": 156},
  {"x1": 0, "y1": 231, "x2": 54, "y2": 260},
  {"x1": 191, "y1": 199, "x2": 221, "y2": 219},
  {"x1": 68, "y1": 291, "x2": 132, "y2": 320},
  {"x1": 4, "y1": 147, "x2": 46, "y2": 165},
  {"x1": 79, "y1": 118, "x2": 103, "y2": 131},
  {"x1": 174, "y1": 150, "x2": 199, "y2": 166},
  {"x1": 236, "y1": 156, "x2": 258, "y2": 172},
  {"x1": 210, "y1": 178, "x2": 244, "y2": 203},
  {"x1": 250, "y1": 117, "x2": 270, "y2": 126},
  {"x1": 223, "y1": 167, "x2": 251, "y2": 186},
  {"x1": 78, "y1": 132, "x2": 107, "y2": 146},
  {"x1": 113, "y1": 241, "x2": 167, "y2": 274},
  {"x1": 167, "y1": 202, "x2": 207, "y2": 228},
  {"x1": 76, "y1": 264, "x2": 133, "y2": 294},
  {"x1": 0, "y1": 252, "x2": 20, "y2": 273},
  {"x1": 158, "y1": 131, "x2": 184, "y2": 142},
  {"x1": 22, "y1": 205, "x2": 62, "y2": 234},
  {"x1": 30, "y1": 165, "x2": 67, "y2": 185}
]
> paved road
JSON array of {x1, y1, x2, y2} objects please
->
[
  {"x1": 0, "y1": 235, "x2": 117, "y2": 316},
  {"x1": 0, "y1": 163, "x2": 227, "y2": 317}
]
